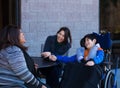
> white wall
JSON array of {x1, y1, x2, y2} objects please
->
[{"x1": 21, "y1": 0, "x2": 99, "y2": 56}]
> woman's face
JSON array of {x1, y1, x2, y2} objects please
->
[
  {"x1": 19, "y1": 30, "x2": 26, "y2": 44},
  {"x1": 57, "y1": 30, "x2": 65, "y2": 43}
]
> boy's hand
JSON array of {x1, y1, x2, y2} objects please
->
[
  {"x1": 49, "y1": 55, "x2": 57, "y2": 61},
  {"x1": 85, "y1": 60, "x2": 95, "y2": 66}
]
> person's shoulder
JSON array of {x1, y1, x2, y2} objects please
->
[
  {"x1": 63, "y1": 43, "x2": 71, "y2": 49},
  {"x1": 98, "y1": 47, "x2": 103, "y2": 51},
  {"x1": 67, "y1": 42, "x2": 71, "y2": 47},
  {"x1": 95, "y1": 43, "x2": 103, "y2": 50},
  {"x1": 6, "y1": 46, "x2": 21, "y2": 53},
  {"x1": 47, "y1": 35, "x2": 56, "y2": 40},
  {"x1": 47, "y1": 35, "x2": 56, "y2": 38}
]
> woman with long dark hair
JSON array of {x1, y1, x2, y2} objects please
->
[{"x1": 0, "y1": 25, "x2": 47, "y2": 88}]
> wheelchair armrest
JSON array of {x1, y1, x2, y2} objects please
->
[{"x1": 102, "y1": 61, "x2": 113, "y2": 65}]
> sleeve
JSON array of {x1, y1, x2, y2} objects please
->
[
  {"x1": 93, "y1": 49, "x2": 104, "y2": 64},
  {"x1": 7, "y1": 46, "x2": 42, "y2": 87},
  {"x1": 76, "y1": 47, "x2": 84, "y2": 62},
  {"x1": 57, "y1": 55, "x2": 77, "y2": 63},
  {"x1": 43, "y1": 36, "x2": 52, "y2": 52}
]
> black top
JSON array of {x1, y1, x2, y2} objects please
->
[
  {"x1": 43, "y1": 35, "x2": 71, "y2": 55},
  {"x1": 20, "y1": 48, "x2": 43, "y2": 87},
  {"x1": 22, "y1": 50, "x2": 38, "y2": 77}
]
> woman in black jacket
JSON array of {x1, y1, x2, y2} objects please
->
[{"x1": 40, "y1": 27, "x2": 72, "y2": 88}]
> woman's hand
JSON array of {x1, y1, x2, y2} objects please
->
[
  {"x1": 41, "y1": 85, "x2": 47, "y2": 88},
  {"x1": 49, "y1": 55, "x2": 57, "y2": 61},
  {"x1": 34, "y1": 63, "x2": 39, "y2": 71},
  {"x1": 41, "y1": 52, "x2": 51, "y2": 58},
  {"x1": 85, "y1": 60, "x2": 95, "y2": 66}
]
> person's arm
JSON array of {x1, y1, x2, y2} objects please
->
[
  {"x1": 76, "y1": 47, "x2": 84, "y2": 62},
  {"x1": 7, "y1": 46, "x2": 46, "y2": 88},
  {"x1": 93, "y1": 49, "x2": 104, "y2": 64},
  {"x1": 41, "y1": 36, "x2": 52, "y2": 58},
  {"x1": 43, "y1": 36, "x2": 52, "y2": 52},
  {"x1": 85, "y1": 48, "x2": 104, "y2": 66},
  {"x1": 49, "y1": 55, "x2": 77, "y2": 63}
]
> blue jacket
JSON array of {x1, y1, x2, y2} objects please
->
[{"x1": 57, "y1": 49, "x2": 104, "y2": 64}]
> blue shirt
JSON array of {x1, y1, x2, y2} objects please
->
[{"x1": 56, "y1": 49, "x2": 104, "y2": 64}]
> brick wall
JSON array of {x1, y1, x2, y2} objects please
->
[{"x1": 21, "y1": 0, "x2": 99, "y2": 56}]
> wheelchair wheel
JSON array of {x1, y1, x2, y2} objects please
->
[
  {"x1": 104, "y1": 70, "x2": 117, "y2": 88},
  {"x1": 97, "y1": 84, "x2": 100, "y2": 88}
]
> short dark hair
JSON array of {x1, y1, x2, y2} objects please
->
[
  {"x1": 80, "y1": 33, "x2": 97, "y2": 48},
  {"x1": 84, "y1": 33, "x2": 97, "y2": 42},
  {"x1": 80, "y1": 37, "x2": 85, "y2": 47}
]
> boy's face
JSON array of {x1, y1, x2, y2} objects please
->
[{"x1": 85, "y1": 37, "x2": 96, "y2": 49}]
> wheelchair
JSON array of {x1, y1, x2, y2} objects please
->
[
  {"x1": 93, "y1": 32, "x2": 118, "y2": 88},
  {"x1": 97, "y1": 49, "x2": 116, "y2": 88},
  {"x1": 59, "y1": 32, "x2": 118, "y2": 88}
]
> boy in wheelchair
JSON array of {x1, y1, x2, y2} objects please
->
[{"x1": 49, "y1": 33, "x2": 104, "y2": 88}]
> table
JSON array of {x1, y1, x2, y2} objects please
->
[{"x1": 32, "y1": 57, "x2": 58, "y2": 68}]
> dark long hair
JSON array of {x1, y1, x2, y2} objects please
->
[
  {"x1": 57, "y1": 27, "x2": 72, "y2": 45},
  {"x1": 0, "y1": 24, "x2": 27, "y2": 50}
]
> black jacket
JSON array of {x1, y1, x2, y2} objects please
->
[{"x1": 43, "y1": 35, "x2": 71, "y2": 55}]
